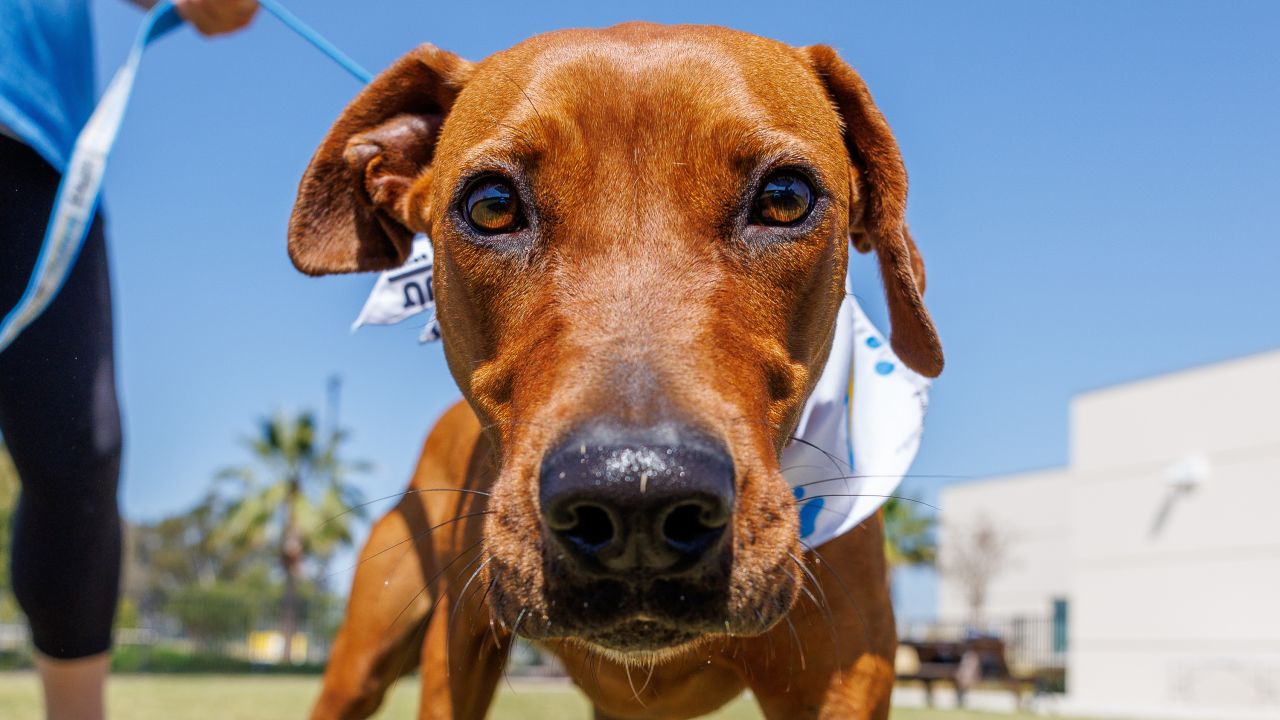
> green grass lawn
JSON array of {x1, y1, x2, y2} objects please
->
[{"x1": 0, "y1": 673, "x2": 1091, "y2": 720}]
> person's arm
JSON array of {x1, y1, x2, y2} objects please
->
[{"x1": 126, "y1": 0, "x2": 259, "y2": 37}]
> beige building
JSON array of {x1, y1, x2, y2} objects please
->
[{"x1": 938, "y1": 350, "x2": 1280, "y2": 719}]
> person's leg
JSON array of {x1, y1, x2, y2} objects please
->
[
  {"x1": 34, "y1": 654, "x2": 111, "y2": 720},
  {"x1": 0, "y1": 135, "x2": 123, "y2": 720}
]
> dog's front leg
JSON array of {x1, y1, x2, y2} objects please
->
[
  {"x1": 751, "y1": 647, "x2": 896, "y2": 720},
  {"x1": 310, "y1": 503, "x2": 446, "y2": 720},
  {"x1": 744, "y1": 514, "x2": 898, "y2": 720},
  {"x1": 415, "y1": 574, "x2": 510, "y2": 720}
]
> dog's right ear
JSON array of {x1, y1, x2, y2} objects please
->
[
  {"x1": 804, "y1": 45, "x2": 944, "y2": 378},
  {"x1": 289, "y1": 45, "x2": 472, "y2": 275}
]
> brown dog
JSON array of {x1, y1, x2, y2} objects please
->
[{"x1": 288, "y1": 22, "x2": 942, "y2": 720}]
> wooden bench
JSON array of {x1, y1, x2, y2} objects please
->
[{"x1": 896, "y1": 637, "x2": 1037, "y2": 708}]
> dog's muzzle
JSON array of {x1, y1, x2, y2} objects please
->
[
  {"x1": 540, "y1": 423, "x2": 734, "y2": 579},
  {"x1": 536, "y1": 423, "x2": 736, "y2": 648}
]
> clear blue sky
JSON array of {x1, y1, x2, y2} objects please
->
[{"x1": 88, "y1": 0, "x2": 1280, "y2": 619}]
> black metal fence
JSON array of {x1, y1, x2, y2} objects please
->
[
  {"x1": 898, "y1": 614, "x2": 1066, "y2": 674},
  {"x1": 0, "y1": 595, "x2": 347, "y2": 671},
  {"x1": 2, "y1": 602, "x2": 1066, "y2": 679},
  {"x1": 0, "y1": 595, "x2": 567, "y2": 675}
]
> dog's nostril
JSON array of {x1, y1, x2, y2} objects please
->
[
  {"x1": 662, "y1": 501, "x2": 726, "y2": 550},
  {"x1": 540, "y1": 424, "x2": 735, "y2": 576},
  {"x1": 563, "y1": 503, "x2": 614, "y2": 549}
]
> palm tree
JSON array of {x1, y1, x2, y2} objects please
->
[
  {"x1": 214, "y1": 410, "x2": 369, "y2": 663},
  {"x1": 882, "y1": 495, "x2": 938, "y2": 590}
]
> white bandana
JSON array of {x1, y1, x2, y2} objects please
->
[
  {"x1": 354, "y1": 234, "x2": 931, "y2": 547},
  {"x1": 779, "y1": 275, "x2": 931, "y2": 546}
]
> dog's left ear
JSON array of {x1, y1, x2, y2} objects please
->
[
  {"x1": 289, "y1": 44, "x2": 473, "y2": 276},
  {"x1": 804, "y1": 45, "x2": 943, "y2": 377}
]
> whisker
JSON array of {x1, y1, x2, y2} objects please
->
[
  {"x1": 799, "y1": 472, "x2": 970, "y2": 488},
  {"x1": 785, "y1": 435, "x2": 850, "y2": 473},
  {"x1": 329, "y1": 510, "x2": 494, "y2": 578},
  {"x1": 800, "y1": 539, "x2": 871, "y2": 659},
  {"x1": 487, "y1": 596, "x2": 519, "y2": 699},
  {"x1": 445, "y1": 554, "x2": 494, "y2": 675},
  {"x1": 478, "y1": 106, "x2": 537, "y2": 149},
  {"x1": 779, "y1": 463, "x2": 841, "y2": 474},
  {"x1": 792, "y1": 470, "x2": 965, "y2": 489},
  {"x1": 764, "y1": 614, "x2": 776, "y2": 671},
  {"x1": 790, "y1": 552, "x2": 841, "y2": 661},
  {"x1": 386, "y1": 602, "x2": 436, "y2": 689},
  {"x1": 479, "y1": 577, "x2": 504, "y2": 649},
  {"x1": 311, "y1": 487, "x2": 491, "y2": 534},
  {"x1": 449, "y1": 555, "x2": 494, "y2": 638},
  {"x1": 790, "y1": 552, "x2": 831, "y2": 615},
  {"x1": 385, "y1": 539, "x2": 485, "y2": 632},
  {"x1": 383, "y1": 548, "x2": 490, "y2": 691},
  {"x1": 800, "y1": 492, "x2": 940, "y2": 512},
  {"x1": 507, "y1": 69, "x2": 547, "y2": 130},
  {"x1": 446, "y1": 545, "x2": 492, "y2": 589},
  {"x1": 435, "y1": 545, "x2": 494, "y2": 640},
  {"x1": 511, "y1": 608, "x2": 529, "y2": 638},
  {"x1": 623, "y1": 661, "x2": 646, "y2": 707},
  {"x1": 640, "y1": 656, "x2": 658, "y2": 696},
  {"x1": 784, "y1": 614, "x2": 806, "y2": 674},
  {"x1": 797, "y1": 579, "x2": 824, "y2": 616},
  {"x1": 783, "y1": 567, "x2": 817, "y2": 633}
]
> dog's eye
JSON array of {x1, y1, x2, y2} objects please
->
[
  {"x1": 751, "y1": 172, "x2": 814, "y2": 227},
  {"x1": 464, "y1": 179, "x2": 523, "y2": 234}
]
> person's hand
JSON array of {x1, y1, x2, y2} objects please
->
[{"x1": 174, "y1": 0, "x2": 258, "y2": 37}]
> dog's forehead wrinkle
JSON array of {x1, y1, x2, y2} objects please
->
[
  {"x1": 463, "y1": 33, "x2": 793, "y2": 155},
  {"x1": 535, "y1": 57, "x2": 766, "y2": 144},
  {"x1": 455, "y1": 130, "x2": 536, "y2": 171},
  {"x1": 550, "y1": 249, "x2": 716, "y2": 334},
  {"x1": 522, "y1": 33, "x2": 756, "y2": 92}
]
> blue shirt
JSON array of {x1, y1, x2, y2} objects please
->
[{"x1": 0, "y1": 0, "x2": 96, "y2": 172}]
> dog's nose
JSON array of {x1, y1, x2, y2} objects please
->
[{"x1": 540, "y1": 424, "x2": 734, "y2": 578}]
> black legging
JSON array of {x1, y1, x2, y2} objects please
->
[{"x1": 0, "y1": 135, "x2": 123, "y2": 660}]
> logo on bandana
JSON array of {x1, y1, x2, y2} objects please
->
[{"x1": 351, "y1": 235, "x2": 441, "y2": 343}]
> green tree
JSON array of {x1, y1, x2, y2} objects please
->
[
  {"x1": 213, "y1": 410, "x2": 368, "y2": 663},
  {"x1": 882, "y1": 495, "x2": 937, "y2": 589},
  {"x1": 165, "y1": 584, "x2": 255, "y2": 644},
  {"x1": 123, "y1": 492, "x2": 267, "y2": 619}
]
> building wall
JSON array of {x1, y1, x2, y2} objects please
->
[
  {"x1": 937, "y1": 469, "x2": 1071, "y2": 621},
  {"x1": 937, "y1": 350, "x2": 1280, "y2": 719},
  {"x1": 1066, "y1": 351, "x2": 1280, "y2": 718},
  {"x1": 1071, "y1": 351, "x2": 1280, "y2": 471}
]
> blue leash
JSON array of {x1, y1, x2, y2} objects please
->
[
  {"x1": 258, "y1": 0, "x2": 372, "y2": 84},
  {"x1": 0, "y1": 0, "x2": 372, "y2": 353}
]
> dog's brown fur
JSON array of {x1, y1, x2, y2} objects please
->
[{"x1": 289, "y1": 22, "x2": 941, "y2": 720}]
